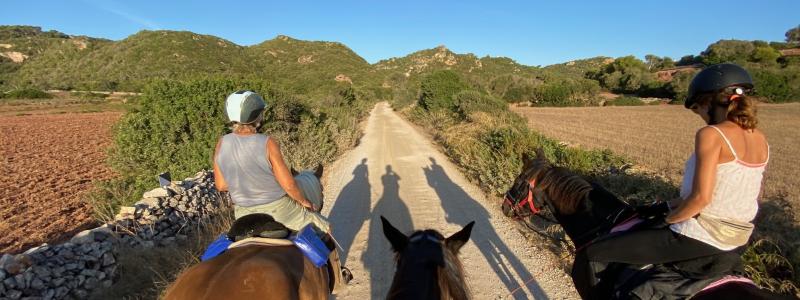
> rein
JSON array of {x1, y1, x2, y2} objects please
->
[{"x1": 506, "y1": 173, "x2": 638, "y2": 249}]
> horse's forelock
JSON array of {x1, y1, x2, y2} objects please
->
[{"x1": 439, "y1": 245, "x2": 469, "y2": 300}]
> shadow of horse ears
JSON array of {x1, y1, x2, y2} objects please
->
[
  {"x1": 380, "y1": 215, "x2": 408, "y2": 252},
  {"x1": 314, "y1": 164, "x2": 323, "y2": 178},
  {"x1": 445, "y1": 221, "x2": 475, "y2": 254}
]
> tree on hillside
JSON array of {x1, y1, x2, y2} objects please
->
[
  {"x1": 418, "y1": 70, "x2": 469, "y2": 111},
  {"x1": 702, "y1": 40, "x2": 756, "y2": 65},
  {"x1": 786, "y1": 25, "x2": 800, "y2": 44},
  {"x1": 645, "y1": 54, "x2": 676, "y2": 70},
  {"x1": 591, "y1": 56, "x2": 658, "y2": 93}
]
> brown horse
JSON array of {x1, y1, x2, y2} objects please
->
[
  {"x1": 164, "y1": 169, "x2": 337, "y2": 300},
  {"x1": 380, "y1": 216, "x2": 474, "y2": 300}
]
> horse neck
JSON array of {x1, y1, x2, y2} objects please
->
[
  {"x1": 552, "y1": 183, "x2": 632, "y2": 248},
  {"x1": 387, "y1": 263, "x2": 441, "y2": 300}
]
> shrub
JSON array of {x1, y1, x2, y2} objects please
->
[
  {"x1": 607, "y1": 96, "x2": 645, "y2": 106},
  {"x1": 108, "y1": 77, "x2": 369, "y2": 206},
  {"x1": 418, "y1": 70, "x2": 469, "y2": 111},
  {"x1": 2, "y1": 88, "x2": 52, "y2": 99},
  {"x1": 751, "y1": 67, "x2": 800, "y2": 103},
  {"x1": 701, "y1": 40, "x2": 756, "y2": 65},
  {"x1": 453, "y1": 90, "x2": 507, "y2": 119}
]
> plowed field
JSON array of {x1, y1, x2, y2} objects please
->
[{"x1": 0, "y1": 112, "x2": 121, "y2": 254}]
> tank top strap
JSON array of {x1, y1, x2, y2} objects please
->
[{"x1": 708, "y1": 126, "x2": 739, "y2": 160}]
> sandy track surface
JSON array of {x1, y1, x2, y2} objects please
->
[
  {"x1": 321, "y1": 103, "x2": 578, "y2": 299},
  {"x1": 0, "y1": 112, "x2": 121, "y2": 254}
]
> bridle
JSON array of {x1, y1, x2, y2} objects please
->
[{"x1": 504, "y1": 176, "x2": 559, "y2": 224}]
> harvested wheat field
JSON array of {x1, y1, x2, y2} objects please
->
[
  {"x1": 0, "y1": 112, "x2": 121, "y2": 254},
  {"x1": 511, "y1": 103, "x2": 800, "y2": 216}
]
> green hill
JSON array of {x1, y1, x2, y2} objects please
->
[
  {"x1": 247, "y1": 35, "x2": 374, "y2": 96},
  {"x1": 2, "y1": 24, "x2": 798, "y2": 103}
]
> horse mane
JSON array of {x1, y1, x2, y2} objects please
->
[
  {"x1": 536, "y1": 165, "x2": 593, "y2": 215},
  {"x1": 438, "y1": 246, "x2": 469, "y2": 300}
]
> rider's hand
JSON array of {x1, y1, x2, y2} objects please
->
[{"x1": 300, "y1": 200, "x2": 318, "y2": 212}]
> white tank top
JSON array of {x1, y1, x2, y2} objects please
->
[{"x1": 670, "y1": 126, "x2": 769, "y2": 250}]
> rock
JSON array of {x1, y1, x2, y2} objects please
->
[
  {"x1": 1, "y1": 254, "x2": 22, "y2": 274},
  {"x1": 30, "y1": 277, "x2": 45, "y2": 289},
  {"x1": 50, "y1": 277, "x2": 65, "y2": 287},
  {"x1": 91, "y1": 227, "x2": 114, "y2": 241},
  {"x1": 0, "y1": 268, "x2": 6, "y2": 280},
  {"x1": 70, "y1": 230, "x2": 94, "y2": 244},
  {"x1": 71, "y1": 288, "x2": 88, "y2": 299},
  {"x1": 6, "y1": 289, "x2": 22, "y2": 300},
  {"x1": 142, "y1": 187, "x2": 169, "y2": 199},
  {"x1": 102, "y1": 280, "x2": 112, "y2": 288},
  {"x1": 84, "y1": 277, "x2": 98, "y2": 289},
  {"x1": 32, "y1": 266, "x2": 51, "y2": 278},
  {"x1": 42, "y1": 289, "x2": 55, "y2": 300},
  {"x1": 0, "y1": 280, "x2": 4, "y2": 295},
  {"x1": 168, "y1": 184, "x2": 185, "y2": 195},
  {"x1": 141, "y1": 241, "x2": 155, "y2": 249},
  {"x1": 4, "y1": 276, "x2": 17, "y2": 289},
  {"x1": 14, "y1": 274, "x2": 27, "y2": 290},
  {"x1": 64, "y1": 263, "x2": 78, "y2": 271},
  {"x1": 51, "y1": 267, "x2": 64, "y2": 278},
  {"x1": 54, "y1": 286, "x2": 69, "y2": 298},
  {"x1": 23, "y1": 244, "x2": 49, "y2": 255}
]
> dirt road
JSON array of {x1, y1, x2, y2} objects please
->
[{"x1": 321, "y1": 103, "x2": 578, "y2": 299}]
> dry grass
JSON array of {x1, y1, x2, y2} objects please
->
[
  {"x1": 88, "y1": 204, "x2": 234, "y2": 300},
  {"x1": 511, "y1": 103, "x2": 800, "y2": 216}
]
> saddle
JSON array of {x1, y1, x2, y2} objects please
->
[{"x1": 227, "y1": 213, "x2": 291, "y2": 241}]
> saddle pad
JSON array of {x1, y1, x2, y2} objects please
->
[{"x1": 228, "y1": 237, "x2": 295, "y2": 248}]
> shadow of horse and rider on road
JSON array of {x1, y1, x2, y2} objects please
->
[{"x1": 326, "y1": 157, "x2": 547, "y2": 299}]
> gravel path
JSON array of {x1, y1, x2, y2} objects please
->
[{"x1": 320, "y1": 103, "x2": 579, "y2": 299}]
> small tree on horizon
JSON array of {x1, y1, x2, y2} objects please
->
[{"x1": 786, "y1": 25, "x2": 800, "y2": 44}]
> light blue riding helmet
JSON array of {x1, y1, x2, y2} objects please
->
[{"x1": 224, "y1": 90, "x2": 266, "y2": 124}]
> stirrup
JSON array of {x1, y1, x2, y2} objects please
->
[{"x1": 341, "y1": 266, "x2": 353, "y2": 284}]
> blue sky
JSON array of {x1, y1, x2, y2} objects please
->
[{"x1": 2, "y1": 1, "x2": 797, "y2": 66}]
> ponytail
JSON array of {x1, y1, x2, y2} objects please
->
[{"x1": 726, "y1": 95, "x2": 758, "y2": 130}]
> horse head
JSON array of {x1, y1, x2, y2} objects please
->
[
  {"x1": 381, "y1": 216, "x2": 474, "y2": 300},
  {"x1": 504, "y1": 149, "x2": 633, "y2": 248},
  {"x1": 291, "y1": 164, "x2": 325, "y2": 211}
]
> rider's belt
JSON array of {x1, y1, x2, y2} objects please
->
[{"x1": 696, "y1": 213, "x2": 754, "y2": 248}]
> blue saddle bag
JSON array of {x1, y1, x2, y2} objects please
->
[
  {"x1": 291, "y1": 225, "x2": 331, "y2": 267},
  {"x1": 200, "y1": 234, "x2": 233, "y2": 261}
]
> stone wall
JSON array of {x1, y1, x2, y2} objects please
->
[{"x1": 0, "y1": 170, "x2": 227, "y2": 300}]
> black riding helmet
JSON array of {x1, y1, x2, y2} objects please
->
[{"x1": 685, "y1": 63, "x2": 754, "y2": 109}]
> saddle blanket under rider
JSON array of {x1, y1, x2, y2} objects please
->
[{"x1": 200, "y1": 224, "x2": 331, "y2": 267}]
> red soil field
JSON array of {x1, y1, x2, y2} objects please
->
[{"x1": 0, "y1": 112, "x2": 121, "y2": 254}]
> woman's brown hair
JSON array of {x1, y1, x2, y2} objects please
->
[{"x1": 694, "y1": 90, "x2": 759, "y2": 130}]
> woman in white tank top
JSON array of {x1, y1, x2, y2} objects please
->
[{"x1": 579, "y1": 64, "x2": 769, "y2": 281}]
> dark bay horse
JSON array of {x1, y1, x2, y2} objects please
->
[
  {"x1": 381, "y1": 216, "x2": 474, "y2": 300},
  {"x1": 504, "y1": 149, "x2": 793, "y2": 300},
  {"x1": 164, "y1": 168, "x2": 336, "y2": 300}
]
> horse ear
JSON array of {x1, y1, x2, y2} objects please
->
[
  {"x1": 535, "y1": 148, "x2": 546, "y2": 160},
  {"x1": 381, "y1": 215, "x2": 408, "y2": 252},
  {"x1": 445, "y1": 221, "x2": 474, "y2": 254},
  {"x1": 314, "y1": 164, "x2": 324, "y2": 179},
  {"x1": 290, "y1": 167, "x2": 298, "y2": 176},
  {"x1": 521, "y1": 152, "x2": 533, "y2": 165}
]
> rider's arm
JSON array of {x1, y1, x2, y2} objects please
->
[
  {"x1": 213, "y1": 138, "x2": 228, "y2": 192},
  {"x1": 267, "y1": 138, "x2": 315, "y2": 210},
  {"x1": 666, "y1": 127, "x2": 720, "y2": 224}
]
